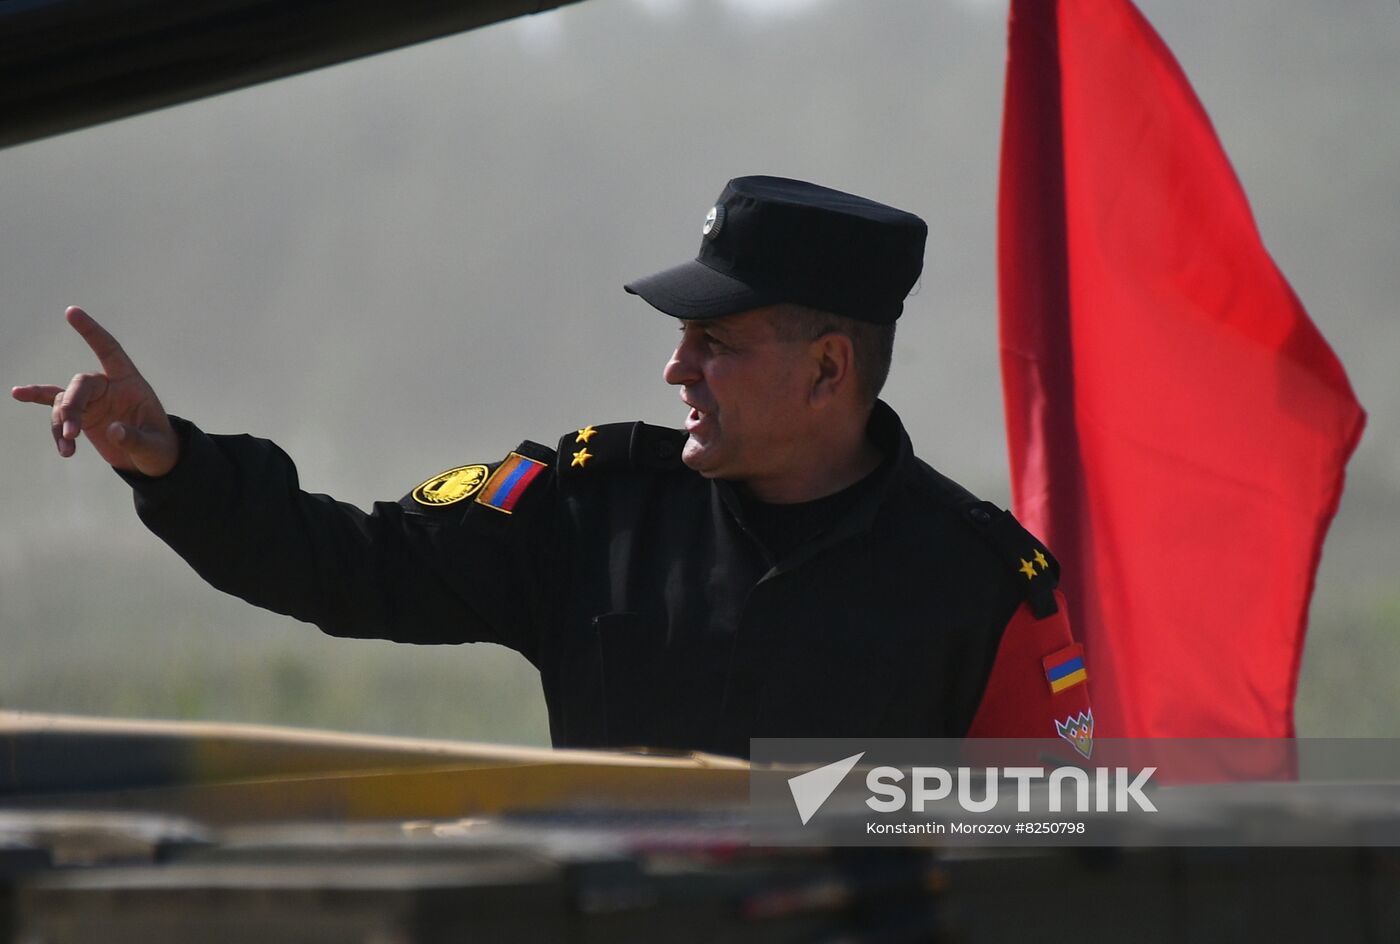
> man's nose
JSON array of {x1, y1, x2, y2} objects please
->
[{"x1": 663, "y1": 336, "x2": 700, "y2": 387}]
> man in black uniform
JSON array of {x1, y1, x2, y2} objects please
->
[{"x1": 13, "y1": 176, "x2": 1093, "y2": 760}]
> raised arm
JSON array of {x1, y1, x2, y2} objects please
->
[{"x1": 12, "y1": 306, "x2": 557, "y2": 658}]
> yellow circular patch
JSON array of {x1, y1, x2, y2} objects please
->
[{"x1": 412, "y1": 464, "x2": 489, "y2": 506}]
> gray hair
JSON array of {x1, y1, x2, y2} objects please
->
[{"x1": 765, "y1": 303, "x2": 896, "y2": 405}]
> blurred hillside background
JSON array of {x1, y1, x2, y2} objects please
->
[{"x1": 2, "y1": 0, "x2": 1396, "y2": 743}]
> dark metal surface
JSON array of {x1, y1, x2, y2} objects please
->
[{"x1": 0, "y1": 0, "x2": 585, "y2": 150}]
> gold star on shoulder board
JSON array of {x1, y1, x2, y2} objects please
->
[
  {"x1": 571, "y1": 447, "x2": 593, "y2": 468},
  {"x1": 1019, "y1": 558, "x2": 1038, "y2": 580},
  {"x1": 575, "y1": 425, "x2": 597, "y2": 444},
  {"x1": 1033, "y1": 549, "x2": 1049, "y2": 571}
]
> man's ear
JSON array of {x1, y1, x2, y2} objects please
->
[{"x1": 809, "y1": 332, "x2": 856, "y2": 405}]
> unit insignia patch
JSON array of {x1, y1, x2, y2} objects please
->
[
  {"x1": 411, "y1": 465, "x2": 489, "y2": 507},
  {"x1": 1055, "y1": 708, "x2": 1094, "y2": 760}
]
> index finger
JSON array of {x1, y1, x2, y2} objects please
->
[{"x1": 66, "y1": 306, "x2": 137, "y2": 378}]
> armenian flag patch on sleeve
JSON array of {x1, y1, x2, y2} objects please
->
[
  {"x1": 1042, "y1": 643, "x2": 1088, "y2": 694},
  {"x1": 476, "y1": 452, "x2": 548, "y2": 514}
]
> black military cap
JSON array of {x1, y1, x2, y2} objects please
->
[{"x1": 624, "y1": 175, "x2": 927, "y2": 325}]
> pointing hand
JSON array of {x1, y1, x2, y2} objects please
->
[{"x1": 11, "y1": 306, "x2": 179, "y2": 477}]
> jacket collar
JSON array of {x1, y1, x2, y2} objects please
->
[
  {"x1": 714, "y1": 399, "x2": 913, "y2": 574},
  {"x1": 822, "y1": 398, "x2": 910, "y2": 541}
]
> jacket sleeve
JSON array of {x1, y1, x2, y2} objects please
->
[
  {"x1": 120, "y1": 416, "x2": 560, "y2": 662},
  {"x1": 965, "y1": 589, "x2": 1094, "y2": 757},
  {"x1": 952, "y1": 500, "x2": 1093, "y2": 756}
]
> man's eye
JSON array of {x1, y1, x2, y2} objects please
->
[{"x1": 679, "y1": 323, "x2": 729, "y2": 352}]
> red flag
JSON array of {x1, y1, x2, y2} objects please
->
[{"x1": 998, "y1": 0, "x2": 1365, "y2": 738}]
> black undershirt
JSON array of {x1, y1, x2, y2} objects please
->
[{"x1": 737, "y1": 461, "x2": 887, "y2": 564}]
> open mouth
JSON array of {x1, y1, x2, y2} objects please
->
[{"x1": 685, "y1": 405, "x2": 712, "y2": 433}]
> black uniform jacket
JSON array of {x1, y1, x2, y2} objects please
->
[{"x1": 124, "y1": 401, "x2": 1082, "y2": 759}]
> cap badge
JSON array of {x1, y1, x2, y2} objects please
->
[{"x1": 702, "y1": 204, "x2": 725, "y2": 240}]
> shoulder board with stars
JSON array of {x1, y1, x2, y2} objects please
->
[
  {"x1": 555, "y1": 422, "x2": 686, "y2": 478},
  {"x1": 959, "y1": 500, "x2": 1061, "y2": 619}
]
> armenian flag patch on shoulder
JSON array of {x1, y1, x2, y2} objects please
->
[
  {"x1": 1042, "y1": 643, "x2": 1088, "y2": 694},
  {"x1": 476, "y1": 452, "x2": 548, "y2": 514}
]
